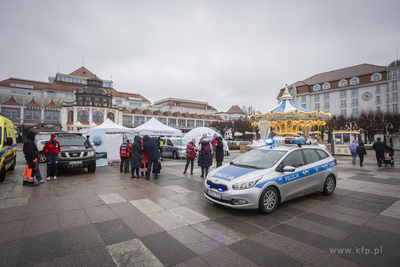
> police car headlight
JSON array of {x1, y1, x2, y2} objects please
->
[
  {"x1": 232, "y1": 177, "x2": 262, "y2": 190},
  {"x1": 88, "y1": 151, "x2": 95, "y2": 157}
]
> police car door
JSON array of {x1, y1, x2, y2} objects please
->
[
  {"x1": 278, "y1": 150, "x2": 310, "y2": 199},
  {"x1": 165, "y1": 139, "x2": 174, "y2": 157},
  {"x1": 301, "y1": 149, "x2": 327, "y2": 191}
]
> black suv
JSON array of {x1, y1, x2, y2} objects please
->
[{"x1": 56, "y1": 133, "x2": 96, "y2": 173}]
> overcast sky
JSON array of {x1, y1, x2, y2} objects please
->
[{"x1": 1, "y1": 0, "x2": 399, "y2": 113}]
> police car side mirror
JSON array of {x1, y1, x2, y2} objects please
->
[{"x1": 283, "y1": 166, "x2": 296, "y2": 172}]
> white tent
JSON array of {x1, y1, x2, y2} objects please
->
[
  {"x1": 80, "y1": 118, "x2": 133, "y2": 134},
  {"x1": 130, "y1": 118, "x2": 181, "y2": 137},
  {"x1": 183, "y1": 127, "x2": 230, "y2": 153}
]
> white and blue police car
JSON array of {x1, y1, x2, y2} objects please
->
[{"x1": 204, "y1": 138, "x2": 338, "y2": 214}]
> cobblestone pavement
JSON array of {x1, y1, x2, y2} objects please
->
[{"x1": 1, "y1": 145, "x2": 399, "y2": 266}]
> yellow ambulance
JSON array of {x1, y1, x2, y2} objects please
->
[{"x1": 0, "y1": 115, "x2": 17, "y2": 182}]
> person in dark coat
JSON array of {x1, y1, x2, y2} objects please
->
[
  {"x1": 356, "y1": 140, "x2": 367, "y2": 167},
  {"x1": 130, "y1": 136, "x2": 143, "y2": 178},
  {"x1": 142, "y1": 135, "x2": 161, "y2": 179},
  {"x1": 198, "y1": 134, "x2": 212, "y2": 178},
  {"x1": 215, "y1": 135, "x2": 224, "y2": 167},
  {"x1": 372, "y1": 138, "x2": 387, "y2": 167},
  {"x1": 22, "y1": 131, "x2": 40, "y2": 186}
]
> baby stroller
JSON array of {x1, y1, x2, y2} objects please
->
[{"x1": 383, "y1": 147, "x2": 394, "y2": 167}]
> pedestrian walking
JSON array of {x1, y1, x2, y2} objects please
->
[
  {"x1": 348, "y1": 139, "x2": 358, "y2": 165},
  {"x1": 119, "y1": 139, "x2": 131, "y2": 173},
  {"x1": 130, "y1": 136, "x2": 143, "y2": 178},
  {"x1": 183, "y1": 138, "x2": 197, "y2": 174},
  {"x1": 215, "y1": 135, "x2": 224, "y2": 167},
  {"x1": 143, "y1": 135, "x2": 161, "y2": 179},
  {"x1": 198, "y1": 134, "x2": 212, "y2": 178},
  {"x1": 43, "y1": 133, "x2": 60, "y2": 181},
  {"x1": 372, "y1": 138, "x2": 387, "y2": 167},
  {"x1": 211, "y1": 134, "x2": 217, "y2": 155},
  {"x1": 22, "y1": 131, "x2": 40, "y2": 186},
  {"x1": 356, "y1": 141, "x2": 367, "y2": 167}
]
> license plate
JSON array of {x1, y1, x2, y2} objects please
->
[
  {"x1": 207, "y1": 189, "x2": 222, "y2": 199},
  {"x1": 69, "y1": 161, "x2": 82, "y2": 165}
]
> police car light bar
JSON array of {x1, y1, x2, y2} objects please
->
[{"x1": 285, "y1": 139, "x2": 303, "y2": 147}]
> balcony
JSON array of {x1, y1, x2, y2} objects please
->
[
  {"x1": 351, "y1": 103, "x2": 359, "y2": 107},
  {"x1": 375, "y1": 89, "x2": 381, "y2": 94},
  {"x1": 375, "y1": 100, "x2": 381, "y2": 105},
  {"x1": 392, "y1": 97, "x2": 399, "y2": 102},
  {"x1": 392, "y1": 85, "x2": 399, "y2": 91}
]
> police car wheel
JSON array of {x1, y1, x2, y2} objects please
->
[
  {"x1": 259, "y1": 186, "x2": 278, "y2": 214},
  {"x1": 323, "y1": 175, "x2": 335, "y2": 195},
  {"x1": 173, "y1": 151, "x2": 178, "y2": 159}
]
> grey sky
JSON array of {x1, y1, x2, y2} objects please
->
[{"x1": 1, "y1": 0, "x2": 399, "y2": 113}]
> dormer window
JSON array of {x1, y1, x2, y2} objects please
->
[
  {"x1": 206, "y1": 106, "x2": 211, "y2": 110},
  {"x1": 174, "y1": 102, "x2": 181, "y2": 107},
  {"x1": 322, "y1": 83, "x2": 330, "y2": 90},
  {"x1": 339, "y1": 79, "x2": 347, "y2": 87},
  {"x1": 350, "y1": 77, "x2": 359, "y2": 85},
  {"x1": 371, "y1": 73, "x2": 382, "y2": 81},
  {"x1": 313, "y1": 84, "x2": 321, "y2": 91}
]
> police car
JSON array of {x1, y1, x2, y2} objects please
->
[{"x1": 204, "y1": 138, "x2": 338, "y2": 214}]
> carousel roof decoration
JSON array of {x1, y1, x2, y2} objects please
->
[{"x1": 249, "y1": 84, "x2": 331, "y2": 139}]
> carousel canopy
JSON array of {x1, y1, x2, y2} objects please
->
[{"x1": 269, "y1": 99, "x2": 310, "y2": 113}]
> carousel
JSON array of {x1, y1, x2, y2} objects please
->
[{"x1": 249, "y1": 85, "x2": 331, "y2": 142}]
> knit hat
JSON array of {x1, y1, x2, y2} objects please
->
[
  {"x1": 51, "y1": 133, "x2": 56, "y2": 139},
  {"x1": 191, "y1": 138, "x2": 196, "y2": 143}
]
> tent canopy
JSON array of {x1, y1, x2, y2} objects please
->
[
  {"x1": 183, "y1": 127, "x2": 229, "y2": 152},
  {"x1": 80, "y1": 118, "x2": 133, "y2": 133},
  {"x1": 131, "y1": 118, "x2": 181, "y2": 137}
]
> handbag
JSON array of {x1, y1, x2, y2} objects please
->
[{"x1": 140, "y1": 154, "x2": 144, "y2": 160}]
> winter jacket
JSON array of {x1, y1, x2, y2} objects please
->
[
  {"x1": 372, "y1": 140, "x2": 387, "y2": 152},
  {"x1": 215, "y1": 137, "x2": 224, "y2": 162},
  {"x1": 23, "y1": 131, "x2": 38, "y2": 161},
  {"x1": 143, "y1": 135, "x2": 161, "y2": 161},
  {"x1": 211, "y1": 138, "x2": 217, "y2": 148},
  {"x1": 198, "y1": 139, "x2": 212, "y2": 167},
  {"x1": 186, "y1": 142, "x2": 197, "y2": 158},
  {"x1": 356, "y1": 141, "x2": 367, "y2": 155},
  {"x1": 120, "y1": 142, "x2": 132, "y2": 157},
  {"x1": 131, "y1": 136, "x2": 143, "y2": 168},
  {"x1": 43, "y1": 140, "x2": 61, "y2": 156},
  {"x1": 348, "y1": 139, "x2": 358, "y2": 153}
]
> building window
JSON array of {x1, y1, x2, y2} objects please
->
[
  {"x1": 44, "y1": 111, "x2": 59, "y2": 121},
  {"x1": 47, "y1": 92, "x2": 57, "y2": 98},
  {"x1": 322, "y1": 83, "x2": 330, "y2": 90},
  {"x1": 168, "y1": 119, "x2": 176, "y2": 126},
  {"x1": 24, "y1": 110, "x2": 41, "y2": 120},
  {"x1": 352, "y1": 108, "x2": 359, "y2": 116},
  {"x1": 187, "y1": 120, "x2": 194, "y2": 127},
  {"x1": 301, "y1": 96, "x2": 306, "y2": 103},
  {"x1": 377, "y1": 106, "x2": 380, "y2": 112},
  {"x1": 107, "y1": 112, "x2": 115, "y2": 122},
  {"x1": 92, "y1": 111, "x2": 104, "y2": 122},
  {"x1": 77, "y1": 110, "x2": 89, "y2": 122},
  {"x1": 94, "y1": 97, "x2": 99, "y2": 102},
  {"x1": 174, "y1": 102, "x2": 181, "y2": 107},
  {"x1": 393, "y1": 104, "x2": 399, "y2": 112},
  {"x1": 339, "y1": 79, "x2": 347, "y2": 87},
  {"x1": 341, "y1": 109, "x2": 347, "y2": 116},
  {"x1": 115, "y1": 100, "x2": 122, "y2": 105},
  {"x1": 389, "y1": 69, "x2": 399, "y2": 80},
  {"x1": 157, "y1": 118, "x2": 166, "y2": 124},
  {"x1": 86, "y1": 97, "x2": 91, "y2": 101},
  {"x1": 123, "y1": 116, "x2": 132, "y2": 124},
  {"x1": 314, "y1": 103, "x2": 320, "y2": 111},
  {"x1": 134, "y1": 117, "x2": 145, "y2": 125},
  {"x1": 2, "y1": 108, "x2": 20, "y2": 120},
  {"x1": 351, "y1": 88, "x2": 358, "y2": 97},
  {"x1": 68, "y1": 111, "x2": 73, "y2": 122},
  {"x1": 372, "y1": 73, "x2": 382, "y2": 81},
  {"x1": 392, "y1": 81, "x2": 399, "y2": 91},
  {"x1": 375, "y1": 85, "x2": 381, "y2": 94},
  {"x1": 340, "y1": 100, "x2": 347, "y2": 108},
  {"x1": 351, "y1": 99, "x2": 359, "y2": 107},
  {"x1": 350, "y1": 77, "x2": 359, "y2": 85},
  {"x1": 314, "y1": 95, "x2": 320, "y2": 102},
  {"x1": 302, "y1": 104, "x2": 307, "y2": 109},
  {"x1": 65, "y1": 94, "x2": 74, "y2": 99},
  {"x1": 323, "y1": 93, "x2": 329, "y2": 101},
  {"x1": 376, "y1": 96, "x2": 381, "y2": 105},
  {"x1": 340, "y1": 91, "x2": 347, "y2": 99},
  {"x1": 178, "y1": 119, "x2": 186, "y2": 126},
  {"x1": 392, "y1": 92, "x2": 399, "y2": 102},
  {"x1": 196, "y1": 121, "x2": 203, "y2": 127},
  {"x1": 313, "y1": 84, "x2": 321, "y2": 91},
  {"x1": 204, "y1": 121, "x2": 211, "y2": 127},
  {"x1": 324, "y1": 102, "x2": 330, "y2": 110}
]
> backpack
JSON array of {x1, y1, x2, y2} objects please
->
[{"x1": 203, "y1": 144, "x2": 210, "y2": 154}]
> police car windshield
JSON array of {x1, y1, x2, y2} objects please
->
[
  {"x1": 232, "y1": 149, "x2": 286, "y2": 169},
  {"x1": 58, "y1": 137, "x2": 87, "y2": 147}
]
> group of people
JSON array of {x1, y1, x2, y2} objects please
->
[
  {"x1": 184, "y1": 133, "x2": 224, "y2": 178},
  {"x1": 349, "y1": 137, "x2": 393, "y2": 167},
  {"x1": 119, "y1": 135, "x2": 162, "y2": 179},
  {"x1": 22, "y1": 132, "x2": 60, "y2": 186}
]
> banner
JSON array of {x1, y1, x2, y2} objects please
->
[{"x1": 87, "y1": 129, "x2": 108, "y2": 166}]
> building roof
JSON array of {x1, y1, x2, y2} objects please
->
[
  {"x1": 173, "y1": 112, "x2": 184, "y2": 118},
  {"x1": 118, "y1": 92, "x2": 151, "y2": 103},
  {"x1": 26, "y1": 98, "x2": 41, "y2": 108},
  {"x1": 153, "y1": 110, "x2": 165, "y2": 116},
  {"x1": 2, "y1": 96, "x2": 21, "y2": 106},
  {"x1": 122, "y1": 107, "x2": 131, "y2": 114},
  {"x1": 45, "y1": 100, "x2": 60, "y2": 109},
  {"x1": 68, "y1": 67, "x2": 95, "y2": 78},
  {"x1": 142, "y1": 109, "x2": 153, "y2": 115},
  {"x1": 154, "y1": 97, "x2": 217, "y2": 111},
  {"x1": 0, "y1": 78, "x2": 50, "y2": 90},
  {"x1": 226, "y1": 105, "x2": 246, "y2": 115},
  {"x1": 131, "y1": 108, "x2": 143, "y2": 115}
]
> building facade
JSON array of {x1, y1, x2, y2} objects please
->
[
  {"x1": 0, "y1": 66, "x2": 246, "y2": 133},
  {"x1": 277, "y1": 60, "x2": 400, "y2": 116}
]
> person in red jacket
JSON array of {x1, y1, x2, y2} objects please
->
[
  {"x1": 183, "y1": 138, "x2": 197, "y2": 175},
  {"x1": 43, "y1": 133, "x2": 61, "y2": 181},
  {"x1": 120, "y1": 139, "x2": 132, "y2": 173}
]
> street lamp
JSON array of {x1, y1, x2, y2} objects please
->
[{"x1": 346, "y1": 121, "x2": 357, "y2": 131}]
